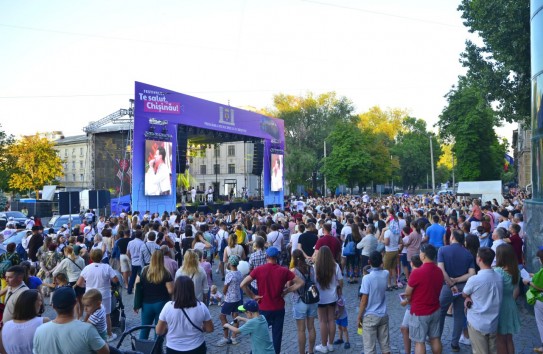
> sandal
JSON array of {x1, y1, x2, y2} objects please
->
[
  {"x1": 386, "y1": 287, "x2": 393, "y2": 292},
  {"x1": 534, "y1": 347, "x2": 543, "y2": 353}
]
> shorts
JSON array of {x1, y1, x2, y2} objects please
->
[
  {"x1": 400, "y1": 253, "x2": 412, "y2": 271},
  {"x1": 68, "y1": 282, "x2": 85, "y2": 297},
  {"x1": 318, "y1": 301, "x2": 336, "y2": 308},
  {"x1": 102, "y1": 295, "x2": 112, "y2": 314},
  {"x1": 409, "y1": 309, "x2": 440, "y2": 343},
  {"x1": 401, "y1": 308, "x2": 411, "y2": 328},
  {"x1": 120, "y1": 254, "x2": 131, "y2": 273},
  {"x1": 336, "y1": 316, "x2": 348, "y2": 327},
  {"x1": 383, "y1": 251, "x2": 398, "y2": 270},
  {"x1": 221, "y1": 301, "x2": 242, "y2": 315},
  {"x1": 293, "y1": 298, "x2": 318, "y2": 319}
]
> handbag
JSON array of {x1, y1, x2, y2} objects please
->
[
  {"x1": 133, "y1": 268, "x2": 147, "y2": 310},
  {"x1": 342, "y1": 234, "x2": 356, "y2": 257}
]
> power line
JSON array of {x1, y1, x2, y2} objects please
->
[{"x1": 301, "y1": 0, "x2": 462, "y2": 28}]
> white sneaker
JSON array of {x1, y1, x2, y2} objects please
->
[
  {"x1": 459, "y1": 334, "x2": 471, "y2": 346},
  {"x1": 315, "y1": 344, "x2": 328, "y2": 353},
  {"x1": 216, "y1": 338, "x2": 232, "y2": 346},
  {"x1": 231, "y1": 337, "x2": 240, "y2": 345},
  {"x1": 327, "y1": 343, "x2": 335, "y2": 352},
  {"x1": 106, "y1": 333, "x2": 117, "y2": 342}
]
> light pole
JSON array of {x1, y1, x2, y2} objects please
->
[{"x1": 429, "y1": 136, "x2": 435, "y2": 193}]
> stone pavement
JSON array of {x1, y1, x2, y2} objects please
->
[{"x1": 44, "y1": 264, "x2": 543, "y2": 353}]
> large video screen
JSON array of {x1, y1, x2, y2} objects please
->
[
  {"x1": 271, "y1": 153, "x2": 284, "y2": 192},
  {"x1": 144, "y1": 140, "x2": 173, "y2": 196}
]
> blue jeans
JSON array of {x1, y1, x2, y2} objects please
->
[
  {"x1": 260, "y1": 309, "x2": 285, "y2": 354},
  {"x1": 140, "y1": 300, "x2": 168, "y2": 339},
  {"x1": 127, "y1": 265, "x2": 141, "y2": 294},
  {"x1": 439, "y1": 283, "x2": 466, "y2": 346}
]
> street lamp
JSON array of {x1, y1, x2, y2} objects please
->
[{"x1": 429, "y1": 136, "x2": 435, "y2": 193}]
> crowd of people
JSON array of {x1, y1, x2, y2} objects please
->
[{"x1": 0, "y1": 189, "x2": 538, "y2": 354}]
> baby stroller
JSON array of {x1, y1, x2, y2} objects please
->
[
  {"x1": 111, "y1": 272, "x2": 126, "y2": 332},
  {"x1": 115, "y1": 325, "x2": 164, "y2": 354}
]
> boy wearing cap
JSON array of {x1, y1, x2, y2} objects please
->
[
  {"x1": 223, "y1": 300, "x2": 275, "y2": 354},
  {"x1": 217, "y1": 255, "x2": 243, "y2": 346}
]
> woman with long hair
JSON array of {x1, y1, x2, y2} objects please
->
[
  {"x1": 192, "y1": 231, "x2": 212, "y2": 254},
  {"x1": 223, "y1": 233, "x2": 246, "y2": 263},
  {"x1": 176, "y1": 249, "x2": 209, "y2": 303},
  {"x1": 54, "y1": 245, "x2": 86, "y2": 319},
  {"x1": 291, "y1": 249, "x2": 317, "y2": 354},
  {"x1": 494, "y1": 244, "x2": 520, "y2": 354},
  {"x1": 136, "y1": 250, "x2": 174, "y2": 340},
  {"x1": 314, "y1": 246, "x2": 343, "y2": 353},
  {"x1": 1, "y1": 289, "x2": 49, "y2": 353},
  {"x1": 156, "y1": 276, "x2": 213, "y2": 354},
  {"x1": 345, "y1": 222, "x2": 362, "y2": 283}
]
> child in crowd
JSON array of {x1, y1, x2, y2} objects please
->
[
  {"x1": 209, "y1": 285, "x2": 224, "y2": 306},
  {"x1": 195, "y1": 249, "x2": 212, "y2": 305},
  {"x1": 400, "y1": 254, "x2": 422, "y2": 354},
  {"x1": 82, "y1": 289, "x2": 107, "y2": 340},
  {"x1": 42, "y1": 272, "x2": 70, "y2": 291},
  {"x1": 223, "y1": 300, "x2": 275, "y2": 354},
  {"x1": 333, "y1": 295, "x2": 350, "y2": 349},
  {"x1": 217, "y1": 255, "x2": 243, "y2": 346},
  {"x1": 475, "y1": 225, "x2": 491, "y2": 248}
]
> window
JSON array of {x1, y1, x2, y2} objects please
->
[
  {"x1": 79, "y1": 161, "x2": 83, "y2": 169},
  {"x1": 214, "y1": 147, "x2": 220, "y2": 157},
  {"x1": 228, "y1": 164, "x2": 235, "y2": 174},
  {"x1": 72, "y1": 174, "x2": 76, "y2": 181},
  {"x1": 80, "y1": 147, "x2": 83, "y2": 156},
  {"x1": 64, "y1": 149, "x2": 67, "y2": 157},
  {"x1": 199, "y1": 183, "x2": 206, "y2": 191},
  {"x1": 227, "y1": 145, "x2": 235, "y2": 156},
  {"x1": 80, "y1": 174, "x2": 84, "y2": 181},
  {"x1": 72, "y1": 148, "x2": 75, "y2": 156},
  {"x1": 72, "y1": 162, "x2": 75, "y2": 170},
  {"x1": 200, "y1": 165, "x2": 207, "y2": 175},
  {"x1": 214, "y1": 164, "x2": 220, "y2": 175}
]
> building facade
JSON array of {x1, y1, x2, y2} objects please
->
[
  {"x1": 514, "y1": 123, "x2": 532, "y2": 188},
  {"x1": 54, "y1": 135, "x2": 93, "y2": 190}
]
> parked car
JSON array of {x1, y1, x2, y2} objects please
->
[
  {"x1": 47, "y1": 214, "x2": 60, "y2": 229},
  {"x1": 52, "y1": 214, "x2": 82, "y2": 232},
  {"x1": 0, "y1": 211, "x2": 27, "y2": 230},
  {"x1": 438, "y1": 190, "x2": 454, "y2": 196},
  {"x1": 0, "y1": 229, "x2": 51, "y2": 255}
]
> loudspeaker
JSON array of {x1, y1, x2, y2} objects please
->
[
  {"x1": 88, "y1": 190, "x2": 111, "y2": 209},
  {"x1": 252, "y1": 142, "x2": 264, "y2": 175},
  {"x1": 59, "y1": 192, "x2": 80, "y2": 215},
  {"x1": 176, "y1": 125, "x2": 188, "y2": 174}
]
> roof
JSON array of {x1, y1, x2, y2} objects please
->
[{"x1": 55, "y1": 135, "x2": 88, "y2": 145}]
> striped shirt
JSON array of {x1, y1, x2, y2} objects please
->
[
  {"x1": 89, "y1": 304, "x2": 107, "y2": 335},
  {"x1": 248, "y1": 250, "x2": 267, "y2": 289}
]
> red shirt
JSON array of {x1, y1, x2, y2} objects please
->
[
  {"x1": 509, "y1": 233, "x2": 524, "y2": 264},
  {"x1": 250, "y1": 263, "x2": 295, "y2": 311},
  {"x1": 315, "y1": 235, "x2": 341, "y2": 260},
  {"x1": 408, "y1": 262, "x2": 444, "y2": 316}
]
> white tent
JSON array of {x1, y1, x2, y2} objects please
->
[{"x1": 456, "y1": 180, "x2": 503, "y2": 204}]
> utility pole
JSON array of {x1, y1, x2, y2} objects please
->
[
  {"x1": 323, "y1": 141, "x2": 327, "y2": 197},
  {"x1": 430, "y1": 136, "x2": 435, "y2": 193}
]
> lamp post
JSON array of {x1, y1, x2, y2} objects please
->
[{"x1": 429, "y1": 136, "x2": 435, "y2": 193}]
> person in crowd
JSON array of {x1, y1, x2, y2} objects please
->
[
  {"x1": 314, "y1": 224, "x2": 341, "y2": 263},
  {"x1": 248, "y1": 235, "x2": 267, "y2": 295},
  {"x1": 290, "y1": 249, "x2": 318, "y2": 354},
  {"x1": 1, "y1": 289, "x2": 48, "y2": 353},
  {"x1": 140, "y1": 231, "x2": 161, "y2": 266},
  {"x1": 494, "y1": 244, "x2": 520, "y2": 354},
  {"x1": 161, "y1": 245, "x2": 178, "y2": 279},
  {"x1": 404, "y1": 244, "x2": 444, "y2": 354},
  {"x1": 437, "y1": 229, "x2": 476, "y2": 352},
  {"x1": 382, "y1": 216, "x2": 400, "y2": 291},
  {"x1": 116, "y1": 230, "x2": 132, "y2": 288},
  {"x1": 400, "y1": 254, "x2": 423, "y2": 354},
  {"x1": 156, "y1": 276, "x2": 214, "y2": 354},
  {"x1": 126, "y1": 230, "x2": 145, "y2": 294},
  {"x1": 298, "y1": 222, "x2": 319, "y2": 260},
  {"x1": 314, "y1": 245, "x2": 343, "y2": 353},
  {"x1": 241, "y1": 246, "x2": 304, "y2": 354},
  {"x1": 525, "y1": 248, "x2": 543, "y2": 353},
  {"x1": 82, "y1": 289, "x2": 107, "y2": 340},
  {"x1": 135, "y1": 250, "x2": 174, "y2": 340},
  {"x1": 344, "y1": 222, "x2": 362, "y2": 283},
  {"x1": 217, "y1": 255, "x2": 243, "y2": 346},
  {"x1": 76, "y1": 248, "x2": 120, "y2": 342},
  {"x1": 424, "y1": 215, "x2": 446, "y2": 249},
  {"x1": 1, "y1": 265, "x2": 29, "y2": 325},
  {"x1": 463, "y1": 247, "x2": 503, "y2": 354},
  {"x1": 222, "y1": 300, "x2": 275, "y2": 354},
  {"x1": 33, "y1": 287, "x2": 109, "y2": 354},
  {"x1": 176, "y1": 249, "x2": 208, "y2": 303},
  {"x1": 356, "y1": 251, "x2": 391, "y2": 354},
  {"x1": 357, "y1": 224, "x2": 378, "y2": 271},
  {"x1": 223, "y1": 233, "x2": 246, "y2": 264},
  {"x1": 491, "y1": 227, "x2": 508, "y2": 267},
  {"x1": 54, "y1": 245, "x2": 86, "y2": 319}
]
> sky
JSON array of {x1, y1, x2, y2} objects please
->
[{"x1": 0, "y1": 0, "x2": 514, "y2": 142}]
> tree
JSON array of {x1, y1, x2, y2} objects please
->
[
  {"x1": 321, "y1": 121, "x2": 371, "y2": 191},
  {"x1": 0, "y1": 124, "x2": 15, "y2": 192},
  {"x1": 270, "y1": 92, "x2": 356, "y2": 191},
  {"x1": 8, "y1": 134, "x2": 64, "y2": 198},
  {"x1": 358, "y1": 106, "x2": 406, "y2": 140},
  {"x1": 458, "y1": 0, "x2": 530, "y2": 123},
  {"x1": 438, "y1": 81, "x2": 505, "y2": 181},
  {"x1": 392, "y1": 117, "x2": 441, "y2": 191}
]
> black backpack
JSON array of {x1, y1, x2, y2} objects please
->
[{"x1": 298, "y1": 267, "x2": 320, "y2": 304}]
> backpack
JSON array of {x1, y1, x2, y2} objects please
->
[
  {"x1": 0, "y1": 253, "x2": 16, "y2": 277},
  {"x1": 342, "y1": 234, "x2": 356, "y2": 256},
  {"x1": 298, "y1": 267, "x2": 320, "y2": 304}
]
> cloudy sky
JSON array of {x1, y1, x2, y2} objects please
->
[{"x1": 0, "y1": 0, "x2": 514, "y2": 141}]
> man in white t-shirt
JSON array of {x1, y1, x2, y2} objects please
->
[{"x1": 266, "y1": 224, "x2": 284, "y2": 251}]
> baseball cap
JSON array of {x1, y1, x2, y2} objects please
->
[
  {"x1": 61, "y1": 224, "x2": 68, "y2": 229},
  {"x1": 237, "y1": 300, "x2": 259, "y2": 313},
  {"x1": 52, "y1": 287, "x2": 77, "y2": 310},
  {"x1": 266, "y1": 247, "x2": 280, "y2": 258}
]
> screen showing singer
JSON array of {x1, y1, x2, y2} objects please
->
[
  {"x1": 144, "y1": 140, "x2": 172, "y2": 196},
  {"x1": 271, "y1": 153, "x2": 283, "y2": 192}
]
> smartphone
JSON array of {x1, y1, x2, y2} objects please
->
[{"x1": 399, "y1": 293, "x2": 407, "y2": 302}]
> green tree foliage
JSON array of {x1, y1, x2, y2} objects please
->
[
  {"x1": 392, "y1": 118, "x2": 441, "y2": 191},
  {"x1": 458, "y1": 0, "x2": 530, "y2": 123},
  {"x1": 438, "y1": 81, "x2": 505, "y2": 181},
  {"x1": 321, "y1": 121, "x2": 371, "y2": 191},
  {"x1": 271, "y1": 92, "x2": 356, "y2": 190},
  {"x1": 0, "y1": 124, "x2": 15, "y2": 192}
]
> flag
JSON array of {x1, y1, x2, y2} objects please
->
[
  {"x1": 117, "y1": 169, "x2": 123, "y2": 180},
  {"x1": 504, "y1": 153, "x2": 514, "y2": 171}
]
